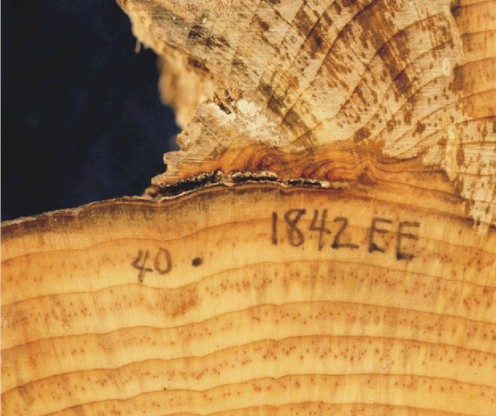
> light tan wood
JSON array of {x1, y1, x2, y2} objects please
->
[
  {"x1": 2, "y1": 0, "x2": 496, "y2": 415},
  {"x1": 2, "y1": 178, "x2": 496, "y2": 415}
]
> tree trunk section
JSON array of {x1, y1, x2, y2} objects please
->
[{"x1": 2, "y1": 0, "x2": 496, "y2": 415}]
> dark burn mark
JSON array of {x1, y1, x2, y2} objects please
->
[
  {"x1": 187, "y1": 57, "x2": 209, "y2": 73},
  {"x1": 265, "y1": 0, "x2": 281, "y2": 5},
  {"x1": 192, "y1": 257, "x2": 203, "y2": 267},
  {"x1": 286, "y1": 178, "x2": 325, "y2": 187},
  {"x1": 156, "y1": 172, "x2": 222, "y2": 197},
  {"x1": 232, "y1": 172, "x2": 279, "y2": 184},
  {"x1": 151, "y1": 171, "x2": 328, "y2": 199}
]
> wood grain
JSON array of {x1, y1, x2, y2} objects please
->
[
  {"x1": 118, "y1": 0, "x2": 496, "y2": 229},
  {"x1": 2, "y1": 1, "x2": 495, "y2": 414},
  {"x1": 2, "y1": 178, "x2": 495, "y2": 415}
]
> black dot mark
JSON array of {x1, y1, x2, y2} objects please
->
[{"x1": 192, "y1": 257, "x2": 203, "y2": 267}]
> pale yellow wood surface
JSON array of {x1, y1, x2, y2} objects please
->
[
  {"x1": 2, "y1": 1, "x2": 496, "y2": 414},
  {"x1": 2, "y1": 179, "x2": 495, "y2": 415}
]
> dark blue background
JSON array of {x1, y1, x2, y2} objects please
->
[{"x1": 2, "y1": 1, "x2": 179, "y2": 220}]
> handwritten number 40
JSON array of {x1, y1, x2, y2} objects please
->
[{"x1": 132, "y1": 248, "x2": 172, "y2": 283}]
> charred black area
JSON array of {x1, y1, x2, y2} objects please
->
[{"x1": 152, "y1": 171, "x2": 330, "y2": 199}]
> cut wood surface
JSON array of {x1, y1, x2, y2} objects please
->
[
  {"x1": 2, "y1": 179, "x2": 496, "y2": 415},
  {"x1": 2, "y1": 0, "x2": 496, "y2": 415}
]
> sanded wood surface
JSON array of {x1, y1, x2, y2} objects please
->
[
  {"x1": 2, "y1": 0, "x2": 496, "y2": 414},
  {"x1": 2, "y1": 177, "x2": 495, "y2": 415}
]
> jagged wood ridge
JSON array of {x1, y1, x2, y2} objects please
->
[{"x1": 119, "y1": 0, "x2": 495, "y2": 229}]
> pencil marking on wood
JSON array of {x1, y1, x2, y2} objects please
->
[
  {"x1": 192, "y1": 257, "x2": 203, "y2": 267},
  {"x1": 368, "y1": 217, "x2": 393, "y2": 254},
  {"x1": 332, "y1": 216, "x2": 359, "y2": 251},
  {"x1": 132, "y1": 248, "x2": 172, "y2": 282},
  {"x1": 273, "y1": 209, "x2": 420, "y2": 260}
]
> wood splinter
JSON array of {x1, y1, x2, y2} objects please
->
[{"x1": 2, "y1": 1, "x2": 495, "y2": 415}]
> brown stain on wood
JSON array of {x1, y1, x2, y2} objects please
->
[{"x1": 161, "y1": 285, "x2": 200, "y2": 318}]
